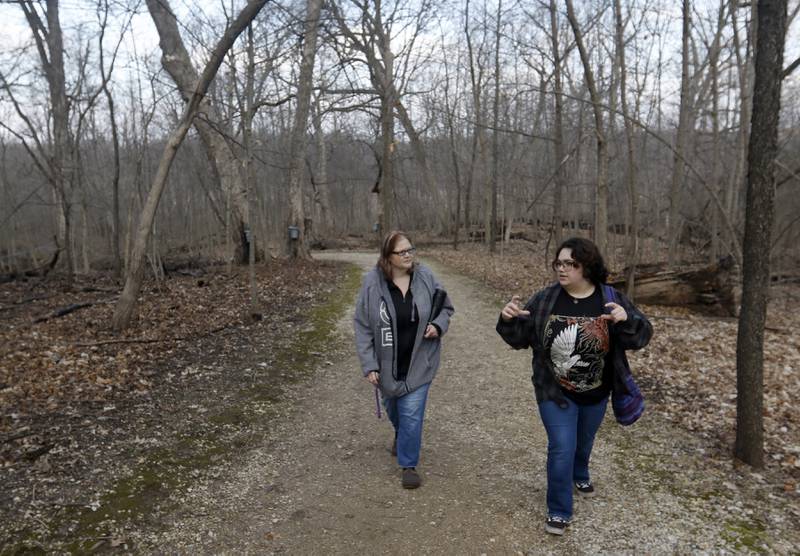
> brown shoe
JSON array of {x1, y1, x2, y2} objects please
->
[{"x1": 401, "y1": 467, "x2": 421, "y2": 489}]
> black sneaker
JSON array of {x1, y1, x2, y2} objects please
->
[
  {"x1": 401, "y1": 467, "x2": 421, "y2": 489},
  {"x1": 574, "y1": 480, "x2": 595, "y2": 498},
  {"x1": 545, "y1": 515, "x2": 570, "y2": 536}
]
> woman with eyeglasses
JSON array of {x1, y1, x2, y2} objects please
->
[
  {"x1": 496, "y1": 237, "x2": 652, "y2": 536},
  {"x1": 354, "y1": 230, "x2": 454, "y2": 489}
]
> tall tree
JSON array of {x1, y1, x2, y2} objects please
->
[
  {"x1": 565, "y1": 0, "x2": 609, "y2": 255},
  {"x1": 487, "y1": 0, "x2": 502, "y2": 253},
  {"x1": 548, "y1": 0, "x2": 566, "y2": 250},
  {"x1": 613, "y1": 0, "x2": 638, "y2": 298},
  {"x1": 97, "y1": 0, "x2": 123, "y2": 278},
  {"x1": 464, "y1": 0, "x2": 488, "y2": 241},
  {"x1": 667, "y1": 0, "x2": 693, "y2": 268},
  {"x1": 735, "y1": 0, "x2": 788, "y2": 468},
  {"x1": 287, "y1": 0, "x2": 323, "y2": 259},
  {"x1": 13, "y1": 1, "x2": 74, "y2": 282}
]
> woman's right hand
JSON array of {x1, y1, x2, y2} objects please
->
[
  {"x1": 366, "y1": 371, "x2": 380, "y2": 386},
  {"x1": 500, "y1": 295, "x2": 531, "y2": 322}
]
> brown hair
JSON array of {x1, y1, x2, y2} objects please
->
[{"x1": 377, "y1": 230, "x2": 415, "y2": 279}]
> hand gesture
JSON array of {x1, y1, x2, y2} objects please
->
[
  {"x1": 500, "y1": 295, "x2": 531, "y2": 322},
  {"x1": 601, "y1": 302, "x2": 628, "y2": 323},
  {"x1": 366, "y1": 371, "x2": 380, "y2": 386},
  {"x1": 424, "y1": 324, "x2": 439, "y2": 338}
]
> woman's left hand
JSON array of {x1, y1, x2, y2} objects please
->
[
  {"x1": 602, "y1": 302, "x2": 628, "y2": 323},
  {"x1": 424, "y1": 324, "x2": 439, "y2": 338}
]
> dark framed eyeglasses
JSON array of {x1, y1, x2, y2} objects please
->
[
  {"x1": 552, "y1": 259, "x2": 579, "y2": 271},
  {"x1": 392, "y1": 247, "x2": 417, "y2": 257}
]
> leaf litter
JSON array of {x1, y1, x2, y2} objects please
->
[{"x1": 0, "y1": 259, "x2": 351, "y2": 550}]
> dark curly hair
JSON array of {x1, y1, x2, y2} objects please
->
[{"x1": 553, "y1": 237, "x2": 609, "y2": 285}]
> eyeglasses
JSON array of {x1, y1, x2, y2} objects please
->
[
  {"x1": 552, "y1": 259, "x2": 580, "y2": 271},
  {"x1": 392, "y1": 247, "x2": 417, "y2": 257}
]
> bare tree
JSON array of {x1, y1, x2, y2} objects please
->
[
  {"x1": 287, "y1": 0, "x2": 323, "y2": 259},
  {"x1": 613, "y1": 0, "x2": 638, "y2": 297},
  {"x1": 112, "y1": 0, "x2": 269, "y2": 331},
  {"x1": 3, "y1": 1, "x2": 75, "y2": 283},
  {"x1": 464, "y1": 0, "x2": 489, "y2": 239},
  {"x1": 564, "y1": 0, "x2": 609, "y2": 256},
  {"x1": 487, "y1": 0, "x2": 502, "y2": 253},
  {"x1": 328, "y1": 0, "x2": 436, "y2": 235},
  {"x1": 667, "y1": 0, "x2": 693, "y2": 268},
  {"x1": 549, "y1": 0, "x2": 566, "y2": 250},
  {"x1": 735, "y1": 0, "x2": 788, "y2": 468},
  {"x1": 145, "y1": 0, "x2": 252, "y2": 265}
]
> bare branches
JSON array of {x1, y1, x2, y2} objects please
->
[{"x1": 781, "y1": 55, "x2": 800, "y2": 78}]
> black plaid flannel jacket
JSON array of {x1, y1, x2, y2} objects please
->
[{"x1": 496, "y1": 282, "x2": 653, "y2": 407}]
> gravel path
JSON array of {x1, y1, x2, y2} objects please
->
[{"x1": 132, "y1": 252, "x2": 800, "y2": 554}]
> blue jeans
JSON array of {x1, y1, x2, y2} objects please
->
[
  {"x1": 537, "y1": 396, "x2": 608, "y2": 520},
  {"x1": 383, "y1": 382, "x2": 431, "y2": 468}
]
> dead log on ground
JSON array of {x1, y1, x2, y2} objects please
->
[
  {"x1": 610, "y1": 256, "x2": 738, "y2": 316},
  {"x1": 33, "y1": 298, "x2": 114, "y2": 324},
  {"x1": 0, "y1": 249, "x2": 61, "y2": 284}
]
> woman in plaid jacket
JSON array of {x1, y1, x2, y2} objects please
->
[{"x1": 496, "y1": 237, "x2": 652, "y2": 536}]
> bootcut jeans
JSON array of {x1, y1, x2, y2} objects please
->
[
  {"x1": 383, "y1": 382, "x2": 431, "y2": 468},
  {"x1": 537, "y1": 396, "x2": 608, "y2": 520}
]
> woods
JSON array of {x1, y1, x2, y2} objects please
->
[
  {"x1": 1, "y1": 0, "x2": 800, "y2": 490},
  {"x1": 1, "y1": 0, "x2": 800, "y2": 550},
  {"x1": 2, "y1": 0, "x2": 798, "y2": 272}
]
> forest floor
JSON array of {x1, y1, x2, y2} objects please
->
[{"x1": 2, "y1": 243, "x2": 799, "y2": 553}]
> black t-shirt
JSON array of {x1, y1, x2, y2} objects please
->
[
  {"x1": 543, "y1": 287, "x2": 611, "y2": 405},
  {"x1": 387, "y1": 277, "x2": 419, "y2": 381}
]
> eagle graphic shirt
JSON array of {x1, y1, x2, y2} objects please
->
[{"x1": 543, "y1": 287, "x2": 611, "y2": 405}]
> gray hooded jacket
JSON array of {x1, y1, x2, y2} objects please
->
[{"x1": 353, "y1": 263, "x2": 454, "y2": 398}]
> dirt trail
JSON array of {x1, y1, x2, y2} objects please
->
[{"x1": 132, "y1": 252, "x2": 799, "y2": 554}]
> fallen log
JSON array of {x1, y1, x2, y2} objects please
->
[
  {"x1": 32, "y1": 298, "x2": 114, "y2": 324},
  {"x1": 610, "y1": 256, "x2": 738, "y2": 316},
  {"x1": 0, "y1": 249, "x2": 60, "y2": 284}
]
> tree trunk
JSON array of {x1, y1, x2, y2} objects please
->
[
  {"x1": 287, "y1": 0, "x2": 322, "y2": 259},
  {"x1": 19, "y1": 1, "x2": 74, "y2": 284},
  {"x1": 735, "y1": 0, "x2": 787, "y2": 469},
  {"x1": 464, "y1": 0, "x2": 487, "y2": 244},
  {"x1": 379, "y1": 93, "x2": 395, "y2": 236},
  {"x1": 98, "y1": 5, "x2": 122, "y2": 279},
  {"x1": 565, "y1": 0, "x2": 609, "y2": 256},
  {"x1": 613, "y1": 0, "x2": 639, "y2": 299},
  {"x1": 709, "y1": 0, "x2": 725, "y2": 264},
  {"x1": 312, "y1": 94, "x2": 332, "y2": 234},
  {"x1": 549, "y1": 0, "x2": 566, "y2": 250},
  {"x1": 487, "y1": 0, "x2": 502, "y2": 253},
  {"x1": 668, "y1": 0, "x2": 693, "y2": 268}
]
